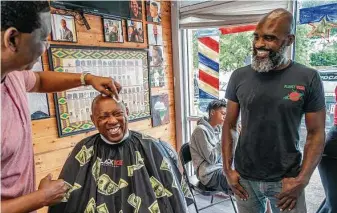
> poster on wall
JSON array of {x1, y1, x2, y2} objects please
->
[
  {"x1": 127, "y1": 20, "x2": 144, "y2": 43},
  {"x1": 103, "y1": 18, "x2": 124, "y2": 43},
  {"x1": 151, "y1": 93, "x2": 169, "y2": 127},
  {"x1": 49, "y1": 45, "x2": 150, "y2": 137},
  {"x1": 51, "y1": 14, "x2": 77, "y2": 42},
  {"x1": 129, "y1": 0, "x2": 143, "y2": 20},
  {"x1": 149, "y1": 46, "x2": 164, "y2": 66},
  {"x1": 150, "y1": 66, "x2": 166, "y2": 89},
  {"x1": 147, "y1": 23, "x2": 162, "y2": 45},
  {"x1": 27, "y1": 57, "x2": 50, "y2": 120},
  {"x1": 146, "y1": 0, "x2": 161, "y2": 23}
]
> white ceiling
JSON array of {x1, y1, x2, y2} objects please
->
[{"x1": 179, "y1": 0, "x2": 291, "y2": 28}]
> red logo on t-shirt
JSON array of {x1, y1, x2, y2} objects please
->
[
  {"x1": 296, "y1": 85, "x2": 305, "y2": 91},
  {"x1": 114, "y1": 160, "x2": 123, "y2": 166},
  {"x1": 101, "y1": 159, "x2": 123, "y2": 167},
  {"x1": 283, "y1": 85, "x2": 305, "y2": 102},
  {"x1": 289, "y1": 91, "x2": 302, "y2": 101}
]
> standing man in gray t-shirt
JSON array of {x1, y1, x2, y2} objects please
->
[{"x1": 222, "y1": 8, "x2": 326, "y2": 213}]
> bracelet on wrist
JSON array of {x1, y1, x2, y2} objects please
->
[{"x1": 80, "y1": 73, "x2": 90, "y2": 86}]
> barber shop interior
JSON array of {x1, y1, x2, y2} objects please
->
[{"x1": 1, "y1": 1, "x2": 337, "y2": 213}]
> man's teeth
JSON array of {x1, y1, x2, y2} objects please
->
[
  {"x1": 109, "y1": 127, "x2": 120, "y2": 134},
  {"x1": 256, "y1": 50, "x2": 269, "y2": 57}
]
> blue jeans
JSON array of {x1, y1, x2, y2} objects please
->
[
  {"x1": 206, "y1": 169, "x2": 229, "y2": 193},
  {"x1": 235, "y1": 177, "x2": 306, "y2": 213},
  {"x1": 317, "y1": 126, "x2": 337, "y2": 213}
]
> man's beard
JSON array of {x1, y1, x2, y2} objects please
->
[{"x1": 251, "y1": 43, "x2": 287, "y2": 73}]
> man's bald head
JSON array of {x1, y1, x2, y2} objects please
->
[
  {"x1": 91, "y1": 94, "x2": 126, "y2": 115},
  {"x1": 251, "y1": 8, "x2": 295, "y2": 72},
  {"x1": 258, "y1": 8, "x2": 295, "y2": 36}
]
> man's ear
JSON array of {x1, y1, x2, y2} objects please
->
[
  {"x1": 286, "y1": 34, "x2": 295, "y2": 46},
  {"x1": 3, "y1": 27, "x2": 20, "y2": 52}
]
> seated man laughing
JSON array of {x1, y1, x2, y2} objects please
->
[{"x1": 48, "y1": 95, "x2": 192, "y2": 213}]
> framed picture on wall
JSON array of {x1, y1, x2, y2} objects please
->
[
  {"x1": 51, "y1": 14, "x2": 77, "y2": 42},
  {"x1": 150, "y1": 66, "x2": 166, "y2": 89},
  {"x1": 27, "y1": 57, "x2": 50, "y2": 120},
  {"x1": 103, "y1": 18, "x2": 124, "y2": 43},
  {"x1": 49, "y1": 45, "x2": 151, "y2": 137},
  {"x1": 126, "y1": 20, "x2": 144, "y2": 43},
  {"x1": 149, "y1": 46, "x2": 164, "y2": 66},
  {"x1": 151, "y1": 93, "x2": 169, "y2": 127},
  {"x1": 129, "y1": 0, "x2": 143, "y2": 20},
  {"x1": 147, "y1": 23, "x2": 162, "y2": 45},
  {"x1": 146, "y1": 0, "x2": 161, "y2": 23}
]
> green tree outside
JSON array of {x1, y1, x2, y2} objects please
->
[
  {"x1": 192, "y1": 0, "x2": 337, "y2": 72},
  {"x1": 219, "y1": 32, "x2": 253, "y2": 72},
  {"x1": 192, "y1": 31, "x2": 253, "y2": 73}
]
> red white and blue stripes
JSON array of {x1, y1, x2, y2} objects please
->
[{"x1": 198, "y1": 36, "x2": 220, "y2": 100}]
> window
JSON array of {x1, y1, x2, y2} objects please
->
[
  {"x1": 186, "y1": 26, "x2": 255, "y2": 118},
  {"x1": 182, "y1": 1, "x2": 337, "y2": 212},
  {"x1": 294, "y1": 0, "x2": 337, "y2": 211}
]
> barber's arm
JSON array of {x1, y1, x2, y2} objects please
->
[
  {"x1": 30, "y1": 71, "x2": 121, "y2": 98},
  {"x1": 1, "y1": 174, "x2": 67, "y2": 213}
]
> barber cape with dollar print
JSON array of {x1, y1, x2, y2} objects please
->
[{"x1": 48, "y1": 131, "x2": 192, "y2": 213}]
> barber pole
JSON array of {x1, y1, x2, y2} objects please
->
[{"x1": 198, "y1": 35, "x2": 220, "y2": 103}]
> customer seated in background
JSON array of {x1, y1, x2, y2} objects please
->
[
  {"x1": 190, "y1": 99, "x2": 231, "y2": 192},
  {"x1": 48, "y1": 95, "x2": 192, "y2": 213}
]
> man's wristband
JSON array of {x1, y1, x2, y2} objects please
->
[{"x1": 80, "y1": 72, "x2": 90, "y2": 86}]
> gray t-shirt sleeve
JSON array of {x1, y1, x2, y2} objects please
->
[
  {"x1": 303, "y1": 71, "x2": 326, "y2": 113},
  {"x1": 225, "y1": 70, "x2": 239, "y2": 103}
]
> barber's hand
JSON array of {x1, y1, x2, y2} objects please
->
[
  {"x1": 86, "y1": 74, "x2": 122, "y2": 99},
  {"x1": 276, "y1": 177, "x2": 307, "y2": 211},
  {"x1": 38, "y1": 174, "x2": 68, "y2": 206},
  {"x1": 224, "y1": 169, "x2": 249, "y2": 200}
]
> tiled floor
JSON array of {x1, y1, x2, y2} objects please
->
[{"x1": 188, "y1": 194, "x2": 237, "y2": 213}]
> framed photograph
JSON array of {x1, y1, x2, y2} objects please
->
[
  {"x1": 49, "y1": 45, "x2": 150, "y2": 137},
  {"x1": 129, "y1": 0, "x2": 143, "y2": 20},
  {"x1": 51, "y1": 14, "x2": 77, "y2": 42},
  {"x1": 150, "y1": 66, "x2": 166, "y2": 89},
  {"x1": 127, "y1": 20, "x2": 144, "y2": 43},
  {"x1": 149, "y1": 46, "x2": 164, "y2": 66},
  {"x1": 103, "y1": 18, "x2": 124, "y2": 43},
  {"x1": 27, "y1": 57, "x2": 50, "y2": 120},
  {"x1": 147, "y1": 23, "x2": 162, "y2": 45},
  {"x1": 146, "y1": 0, "x2": 161, "y2": 23},
  {"x1": 151, "y1": 93, "x2": 169, "y2": 127}
]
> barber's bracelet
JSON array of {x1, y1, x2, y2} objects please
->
[{"x1": 80, "y1": 72, "x2": 90, "y2": 86}]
